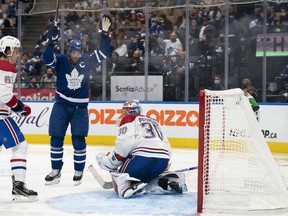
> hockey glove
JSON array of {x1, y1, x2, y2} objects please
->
[
  {"x1": 99, "y1": 15, "x2": 112, "y2": 36},
  {"x1": 6, "y1": 96, "x2": 31, "y2": 117},
  {"x1": 47, "y1": 26, "x2": 60, "y2": 45},
  {"x1": 96, "y1": 152, "x2": 107, "y2": 166},
  {"x1": 96, "y1": 152, "x2": 122, "y2": 172}
]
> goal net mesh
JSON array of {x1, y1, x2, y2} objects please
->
[{"x1": 198, "y1": 88, "x2": 288, "y2": 212}]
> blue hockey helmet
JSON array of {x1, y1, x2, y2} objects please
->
[
  {"x1": 67, "y1": 40, "x2": 83, "y2": 53},
  {"x1": 122, "y1": 99, "x2": 142, "y2": 116}
]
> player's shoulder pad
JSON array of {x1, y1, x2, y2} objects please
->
[
  {"x1": 0, "y1": 60, "x2": 16, "y2": 73},
  {"x1": 119, "y1": 114, "x2": 143, "y2": 126}
]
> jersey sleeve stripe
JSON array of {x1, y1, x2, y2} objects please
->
[
  {"x1": 94, "y1": 50, "x2": 101, "y2": 62},
  {"x1": 98, "y1": 50, "x2": 106, "y2": 58}
]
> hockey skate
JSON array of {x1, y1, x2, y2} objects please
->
[
  {"x1": 157, "y1": 172, "x2": 188, "y2": 194},
  {"x1": 45, "y1": 169, "x2": 61, "y2": 185},
  {"x1": 12, "y1": 176, "x2": 38, "y2": 202},
  {"x1": 122, "y1": 182, "x2": 147, "y2": 199},
  {"x1": 167, "y1": 181, "x2": 188, "y2": 193},
  {"x1": 73, "y1": 171, "x2": 83, "y2": 186}
]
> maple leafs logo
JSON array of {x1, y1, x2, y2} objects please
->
[{"x1": 65, "y1": 68, "x2": 84, "y2": 90}]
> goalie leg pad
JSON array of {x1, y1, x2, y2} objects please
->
[
  {"x1": 110, "y1": 172, "x2": 146, "y2": 198},
  {"x1": 145, "y1": 171, "x2": 188, "y2": 194}
]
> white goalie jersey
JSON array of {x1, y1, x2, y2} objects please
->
[{"x1": 114, "y1": 114, "x2": 171, "y2": 160}]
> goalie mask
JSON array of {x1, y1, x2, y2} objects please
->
[
  {"x1": 122, "y1": 99, "x2": 142, "y2": 117},
  {"x1": 0, "y1": 36, "x2": 21, "y2": 57}
]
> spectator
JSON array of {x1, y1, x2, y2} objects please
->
[
  {"x1": 27, "y1": 55, "x2": 43, "y2": 77},
  {"x1": 5, "y1": 1, "x2": 17, "y2": 18},
  {"x1": 159, "y1": 15, "x2": 173, "y2": 34},
  {"x1": 40, "y1": 67, "x2": 57, "y2": 89},
  {"x1": 279, "y1": 7, "x2": 288, "y2": 26},
  {"x1": 199, "y1": 15, "x2": 217, "y2": 41},
  {"x1": 66, "y1": 11, "x2": 80, "y2": 25},
  {"x1": 199, "y1": 34, "x2": 216, "y2": 56},
  {"x1": 248, "y1": 7, "x2": 264, "y2": 39},
  {"x1": 190, "y1": 18, "x2": 201, "y2": 39},
  {"x1": 126, "y1": 50, "x2": 144, "y2": 73},
  {"x1": 1, "y1": 12, "x2": 12, "y2": 36},
  {"x1": 113, "y1": 38, "x2": 128, "y2": 57},
  {"x1": 127, "y1": 33, "x2": 145, "y2": 57},
  {"x1": 25, "y1": 76, "x2": 40, "y2": 89},
  {"x1": 160, "y1": 31, "x2": 183, "y2": 56},
  {"x1": 209, "y1": 74, "x2": 224, "y2": 90},
  {"x1": 189, "y1": 33, "x2": 202, "y2": 57},
  {"x1": 219, "y1": 13, "x2": 243, "y2": 40},
  {"x1": 106, "y1": 51, "x2": 127, "y2": 75},
  {"x1": 149, "y1": 36, "x2": 165, "y2": 56},
  {"x1": 81, "y1": 34, "x2": 96, "y2": 53},
  {"x1": 149, "y1": 17, "x2": 163, "y2": 38},
  {"x1": 208, "y1": 6, "x2": 221, "y2": 29},
  {"x1": 241, "y1": 78, "x2": 258, "y2": 99}
]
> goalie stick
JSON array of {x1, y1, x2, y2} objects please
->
[
  {"x1": 88, "y1": 165, "x2": 113, "y2": 189},
  {"x1": 175, "y1": 166, "x2": 198, "y2": 172},
  {"x1": 88, "y1": 164, "x2": 198, "y2": 189}
]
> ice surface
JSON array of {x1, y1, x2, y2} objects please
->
[{"x1": 0, "y1": 145, "x2": 287, "y2": 216}]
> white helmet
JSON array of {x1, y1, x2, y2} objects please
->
[{"x1": 0, "y1": 36, "x2": 21, "y2": 56}]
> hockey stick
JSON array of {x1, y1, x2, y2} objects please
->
[
  {"x1": 88, "y1": 165, "x2": 198, "y2": 190},
  {"x1": 88, "y1": 165, "x2": 113, "y2": 189},
  {"x1": 54, "y1": 0, "x2": 60, "y2": 26},
  {"x1": 175, "y1": 166, "x2": 198, "y2": 172}
]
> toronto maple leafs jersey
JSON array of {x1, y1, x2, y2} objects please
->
[
  {"x1": 113, "y1": 114, "x2": 171, "y2": 161},
  {"x1": 43, "y1": 36, "x2": 111, "y2": 107},
  {"x1": 0, "y1": 60, "x2": 17, "y2": 119}
]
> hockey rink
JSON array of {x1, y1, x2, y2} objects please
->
[{"x1": 0, "y1": 144, "x2": 288, "y2": 216}]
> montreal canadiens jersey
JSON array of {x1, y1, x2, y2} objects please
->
[
  {"x1": 42, "y1": 36, "x2": 111, "y2": 107},
  {"x1": 114, "y1": 114, "x2": 171, "y2": 160},
  {"x1": 0, "y1": 60, "x2": 17, "y2": 119}
]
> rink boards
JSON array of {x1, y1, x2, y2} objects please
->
[{"x1": 13, "y1": 101, "x2": 288, "y2": 153}]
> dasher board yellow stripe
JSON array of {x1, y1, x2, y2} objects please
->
[{"x1": 25, "y1": 135, "x2": 288, "y2": 153}]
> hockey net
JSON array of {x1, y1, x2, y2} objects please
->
[{"x1": 197, "y1": 88, "x2": 288, "y2": 213}]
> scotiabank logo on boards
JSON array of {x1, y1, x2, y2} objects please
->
[{"x1": 88, "y1": 108, "x2": 199, "y2": 127}]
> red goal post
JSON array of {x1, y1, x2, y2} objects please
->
[{"x1": 197, "y1": 88, "x2": 288, "y2": 213}]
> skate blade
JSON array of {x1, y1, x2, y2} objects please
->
[
  {"x1": 74, "y1": 179, "x2": 82, "y2": 186},
  {"x1": 123, "y1": 183, "x2": 147, "y2": 199},
  {"x1": 45, "y1": 179, "x2": 60, "y2": 185},
  {"x1": 12, "y1": 195, "x2": 39, "y2": 202}
]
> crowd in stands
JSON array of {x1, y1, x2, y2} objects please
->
[{"x1": 2, "y1": 0, "x2": 288, "y2": 101}]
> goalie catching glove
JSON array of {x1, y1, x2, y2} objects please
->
[
  {"x1": 47, "y1": 25, "x2": 60, "y2": 45},
  {"x1": 96, "y1": 151, "x2": 122, "y2": 171},
  {"x1": 6, "y1": 95, "x2": 31, "y2": 116},
  {"x1": 99, "y1": 15, "x2": 112, "y2": 36}
]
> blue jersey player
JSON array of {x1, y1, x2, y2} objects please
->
[{"x1": 43, "y1": 16, "x2": 112, "y2": 186}]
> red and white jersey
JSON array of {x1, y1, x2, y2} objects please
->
[
  {"x1": 0, "y1": 60, "x2": 16, "y2": 119},
  {"x1": 114, "y1": 114, "x2": 171, "y2": 160}
]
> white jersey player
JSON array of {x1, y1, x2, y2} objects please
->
[
  {"x1": 0, "y1": 36, "x2": 38, "y2": 202},
  {"x1": 96, "y1": 99, "x2": 187, "y2": 198}
]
